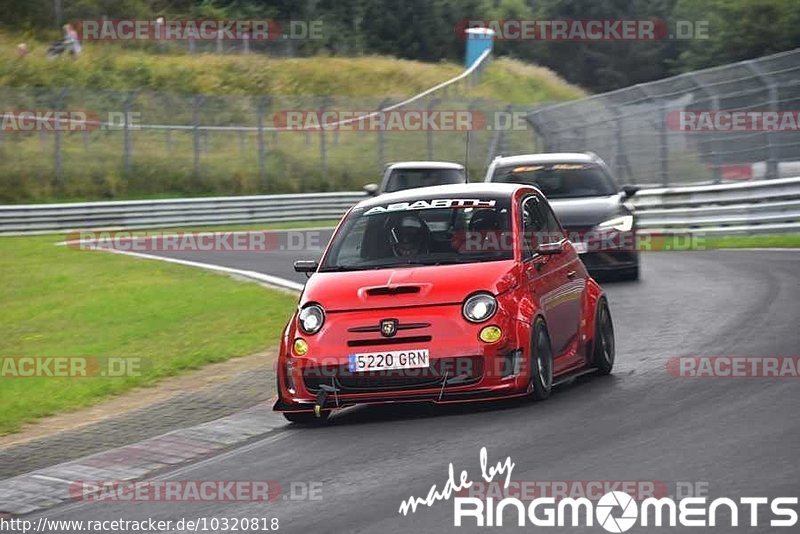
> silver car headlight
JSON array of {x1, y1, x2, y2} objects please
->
[
  {"x1": 463, "y1": 293, "x2": 498, "y2": 323},
  {"x1": 298, "y1": 304, "x2": 325, "y2": 334},
  {"x1": 596, "y1": 215, "x2": 633, "y2": 232}
]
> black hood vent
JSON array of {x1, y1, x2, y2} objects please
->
[{"x1": 366, "y1": 286, "x2": 421, "y2": 296}]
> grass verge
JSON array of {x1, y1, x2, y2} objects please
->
[
  {"x1": 631, "y1": 233, "x2": 800, "y2": 251},
  {"x1": 700, "y1": 233, "x2": 800, "y2": 249},
  {"x1": 0, "y1": 234, "x2": 297, "y2": 435}
]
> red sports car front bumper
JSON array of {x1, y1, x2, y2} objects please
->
[{"x1": 274, "y1": 303, "x2": 533, "y2": 413}]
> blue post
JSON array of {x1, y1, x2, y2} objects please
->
[{"x1": 465, "y1": 27, "x2": 495, "y2": 68}]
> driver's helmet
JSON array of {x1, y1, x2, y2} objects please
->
[{"x1": 390, "y1": 215, "x2": 428, "y2": 257}]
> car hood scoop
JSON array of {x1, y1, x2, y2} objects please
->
[
  {"x1": 365, "y1": 285, "x2": 421, "y2": 296},
  {"x1": 300, "y1": 261, "x2": 518, "y2": 311}
]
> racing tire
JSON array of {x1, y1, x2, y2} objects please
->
[
  {"x1": 592, "y1": 298, "x2": 615, "y2": 375},
  {"x1": 529, "y1": 319, "x2": 554, "y2": 401},
  {"x1": 283, "y1": 410, "x2": 330, "y2": 425}
]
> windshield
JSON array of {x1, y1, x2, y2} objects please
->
[
  {"x1": 491, "y1": 163, "x2": 617, "y2": 199},
  {"x1": 385, "y1": 168, "x2": 465, "y2": 193},
  {"x1": 321, "y1": 197, "x2": 513, "y2": 271}
]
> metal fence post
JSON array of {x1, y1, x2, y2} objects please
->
[
  {"x1": 709, "y1": 93, "x2": 723, "y2": 184},
  {"x1": 690, "y1": 74, "x2": 723, "y2": 184},
  {"x1": 320, "y1": 126, "x2": 328, "y2": 185},
  {"x1": 377, "y1": 99, "x2": 391, "y2": 171},
  {"x1": 485, "y1": 106, "x2": 509, "y2": 167},
  {"x1": 525, "y1": 109, "x2": 550, "y2": 152},
  {"x1": 53, "y1": 89, "x2": 66, "y2": 188},
  {"x1": 638, "y1": 83, "x2": 670, "y2": 186},
  {"x1": 426, "y1": 98, "x2": 441, "y2": 160},
  {"x1": 238, "y1": 130, "x2": 246, "y2": 157},
  {"x1": 320, "y1": 98, "x2": 330, "y2": 186},
  {"x1": 123, "y1": 91, "x2": 135, "y2": 174},
  {"x1": 257, "y1": 96, "x2": 268, "y2": 191},
  {"x1": 192, "y1": 95, "x2": 203, "y2": 182},
  {"x1": 657, "y1": 101, "x2": 670, "y2": 186},
  {"x1": 464, "y1": 99, "x2": 481, "y2": 172},
  {"x1": 605, "y1": 102, "x2": 633, "y2": 183},
  {"x1": 744, "y1": 60, "x2": 780, "y2": 179}
]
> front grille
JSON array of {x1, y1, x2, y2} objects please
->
[
  {"x1": 303, "y1": 356, "x2": 484, "y2": 393},
  {"x1": 347, "y1": 335, "x2": 432, "y2": 347},
  {"x1": 348, "y1": 322, "x2": 430, "y2": 333}
]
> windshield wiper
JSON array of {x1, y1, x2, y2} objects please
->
[
  {"x1": 321, "y1": 256, "x2": 506, "y2": 271},
  {"x1": 365, "y1": 260, "x2": 439, "y2": 269},
  {"x1": 318, "y1": 265, "x2": 362, "y2": 272},
  {"x1": 433, "y1": 254, "x2": 508, "y2": 264},
  {"x1": 319, "y1": 261, "x2": 429, "y2": 272}
]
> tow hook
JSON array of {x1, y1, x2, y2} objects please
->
[{"x1": 314, "y1": 383, "x2": 339, "y2": 417}]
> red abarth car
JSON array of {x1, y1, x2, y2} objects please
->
[{"x1": 274, "y1": 183, "x2": 615, "y2": 424}]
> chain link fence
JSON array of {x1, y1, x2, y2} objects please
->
[
  {"x1": 528, "y1": 48, "x2": 800, "y2": 186},
  {"x1": 0, "y1": 55, "x2": 537, "y2": 203},
  {"x1": 2, "y1": 49, "x2": 798, "y2": 203}
]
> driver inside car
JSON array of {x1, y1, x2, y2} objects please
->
[{"x1": 389, "y1": 215, "x2": 429, "y2": 257}]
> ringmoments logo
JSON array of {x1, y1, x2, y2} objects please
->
[
  {"x1": 398, "y1": 447, "x2": 800, "y2": 531},
  {"x1": 596, "y1": 491, "x2": 638, "y2": 533}
]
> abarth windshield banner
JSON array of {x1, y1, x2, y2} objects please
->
[{"x1": 364, "y1": 198, "x2": 497, "y2": 216}]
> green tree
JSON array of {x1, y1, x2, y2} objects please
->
[{"x1": 673, "y1": 0, "x2": 800, "y2": 72}]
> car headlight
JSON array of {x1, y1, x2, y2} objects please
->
[
  {"x1": 298, "y1": 304, "x2": 325, "y2": 334},
  {"x1": 463, "y1": 293, "x2": 498, "y2": 323},
  {"x1": 596, "y1": 215, "x2": 633, "y2": 232}
]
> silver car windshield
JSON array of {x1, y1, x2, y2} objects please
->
[
  {"x1": 492, "y1": 163, "x2": 617, "y2": 198},
  {"x1": 385, "y1": 169, "x2": 465, "y2": 192}
]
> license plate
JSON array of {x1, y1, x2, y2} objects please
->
[
  {"x1": 348, "y1": 349, "x2": 430, "y2": 373},
  {"x1": 572, "y1": 241, "x2": 588, "y2": 254}
]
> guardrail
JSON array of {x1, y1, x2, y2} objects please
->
[
  {"x1": 0, "y1": 192, "x2": 365, "y2": 235},
  {"x1": 2, "y1": 177, "x2": 799, "y2": 236},
  {"x1": 630, "y1": 176, "x2": 800, "y2": 235}
]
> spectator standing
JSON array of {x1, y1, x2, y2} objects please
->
[{"x1": 63, "y1": 24, "x2": 81, "y2": 57}]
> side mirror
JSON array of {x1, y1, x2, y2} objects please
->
[
  {"x1": 621, "y1": 185, "x2": 640, "y2": 198},
  {"x1": 363, "y1": 183, "x2": 379, "y2": 196},
  {"x1": 293, "y1": 260, "x2": 319, "y2": 274},
  {"x1": 536, "y1": 241, "x2": 564, "y2": 255}
]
